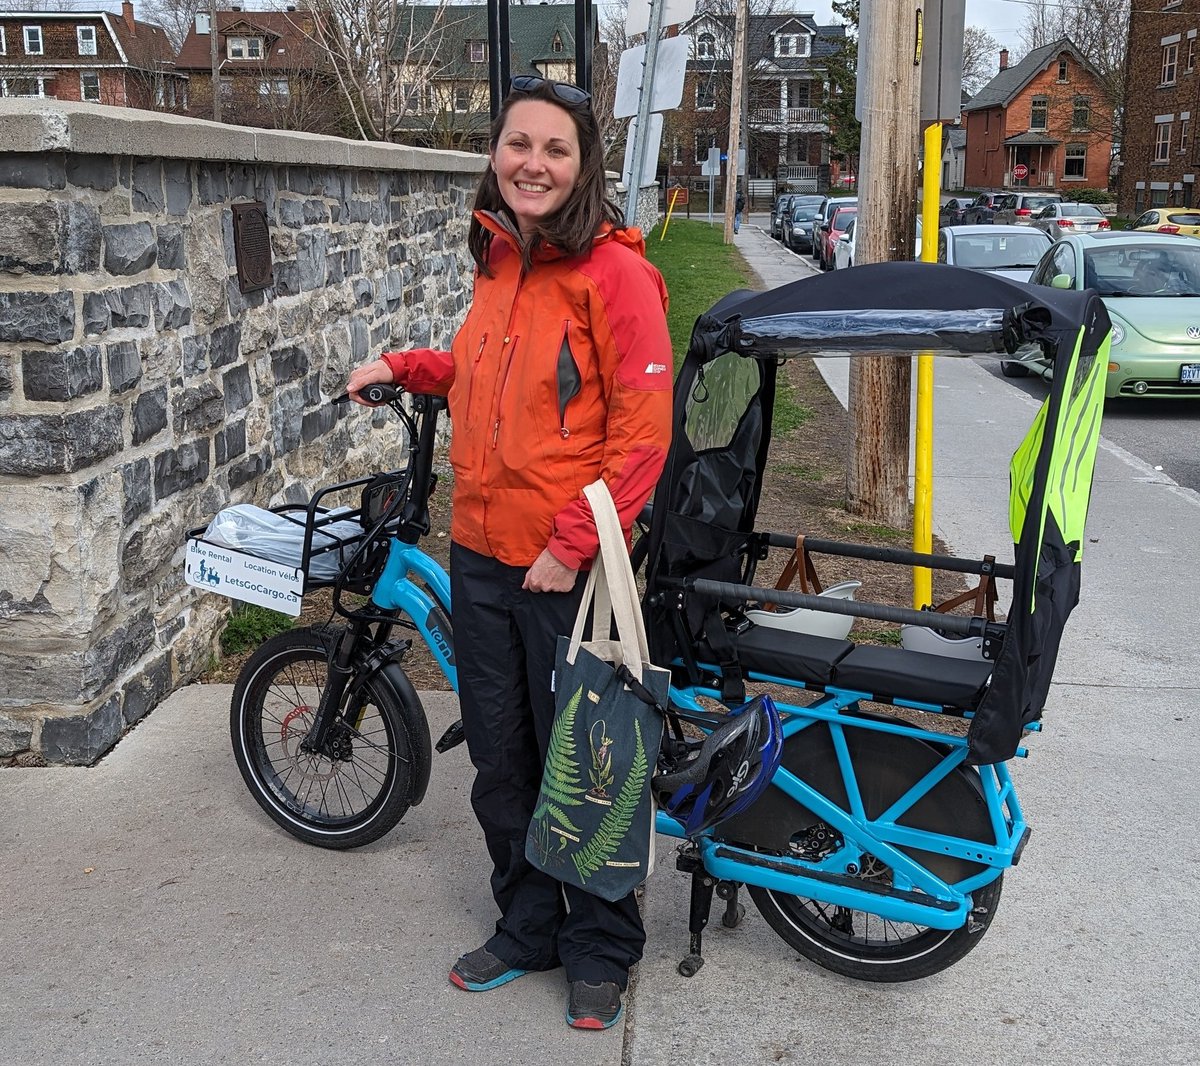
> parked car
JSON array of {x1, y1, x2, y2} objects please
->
[
  {"x1": 811, "y1": 196, "x2": 858, "y2": 262},
  {"x1": 1031, "y1": 202, "x2": 1111, "y2": 241},
  {"x1": 939, "y1": 197, "x2": 971, "y2": 226},
  {"x1": 820, "y1": 204, "x2": 859, "y2": 270},
  {"x1": 832, "y1": 216, "x2": 922, "y2": 270},
  {"x1": 937, "y1": 225, "x2": 1053, "y2": 375},
  {"x1": 1021, "y1": 232, "x2": 1200, "y2": 398},
  {"x1": 992, "y1": 192, "x2": 1063, "y2": 227},
  {"x1": 782, "y1": 198, "x2": 824, "y2": 253},
  {"x1": 937, "y1": 224, "x2": 1051, "y2": 282},
  {"x1": 961, "y1": 192, "x2": 1006, "y2": 225},
  {"x1": 1129, "y1": 209, "x2": 1200, "y2": 238},
  {"x1": 770, "y1": 194, "x2": 796, "y2": 239}
]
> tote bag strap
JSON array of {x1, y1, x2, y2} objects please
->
[{"x1": 565, "y1": 481, "x2": 650, "y2": 682}]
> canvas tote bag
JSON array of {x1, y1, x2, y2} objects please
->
[{"x1": 525, "y1": 480, "x2": 669, "y2": 901}]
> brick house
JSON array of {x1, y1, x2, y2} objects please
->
[
  {"x1": 174, "y1": 7, "x2": 344, "y2": 135},
  {"x1": 962, "y1": 39, "x2": 1114, "y2": 192},
  {"x1": 0, "y1": 2, "x2": 184, "y2": 111},
  {"x1": 665, "y1": 12, "x2": 847, "y2": 192},
  {"x1": 1118, "y1": 1, "x2": 1200, "y2": 214}
]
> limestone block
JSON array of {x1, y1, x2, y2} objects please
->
[
  {"x1": 0, "y1": 712, "x2": 33, "y2": 756},
  {"x1": 0, "y1": 202, "x2": 60, "y2": 275},
  {"x1": 0, "y1": 290, "x2": 74, "y2": 344},
  {"x1": 103, "y1": 221, "x2": 157, "y2": 275},
  {"x1": 39, "y1": 696, "x2": 123, "y2": 765},
  {"x1": 60, "y1": 202, "x2": 102, "y2": 274},
  {"x1": 183, "y1": 212, "x2": 229, "y2": 331},
  {"x1": 22, "y1": 345, "x2": 103, "y2": 401}
]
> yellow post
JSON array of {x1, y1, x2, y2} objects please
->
[
  {"x1": 660, "y1": 188, "x2": 682, "y2": 241},
  {"x1": 913, "y1": 120, "x2": 941, "y2": 609}
]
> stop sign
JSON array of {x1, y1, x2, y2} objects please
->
[{"x1": 1013, "y1": 164, "x2": 1029, "y2": 181}]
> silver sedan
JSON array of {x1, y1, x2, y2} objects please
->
[
  {"x1": 936, "y1": 225, "x2": 1052, "y2": 282},
  {"x1": 1031, "y1": 202, "x2": 1111, "y2": 241}
]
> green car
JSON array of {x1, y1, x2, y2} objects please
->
[{"x1": 1022, "y1": 232, "x2": 1200, "y2": 399}]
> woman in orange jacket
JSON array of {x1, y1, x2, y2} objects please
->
[{"x1": 347, "y1": 76, "x2": 672, "y2": 1030}]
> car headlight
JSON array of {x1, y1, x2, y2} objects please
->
[{"x1": 1108, "y1": 321, "x2": 1125, "y2": 346}]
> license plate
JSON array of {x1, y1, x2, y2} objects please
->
[{"x1": 1182, "y1": 363, "x2": 1200, "y2": 385}]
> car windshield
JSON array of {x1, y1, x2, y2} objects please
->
[
  {"x1": 831, "y1": 207, "x2": 857, "y2": 228},
  {"x1": 1166, "y1": 212, "x2": 1200, "y2": 225},
  {"x1": 1083, "y1": 243, "x2": 1200, "y2": 297},
  {"x1": 792, "y1": 206, "x2": 819, "y2": 220},
  {"x1": 953, "y1": 232, "x2": 1051, "y2": 269},
  {"x1": 1023, "y1": 197, "x2": 1059, "y2": 211},
  {"x1": 1059, "y1": 204, "x2": 1104, "y2": 217}
]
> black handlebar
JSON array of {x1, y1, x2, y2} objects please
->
[{"x1": 330, "y1": 384, "x2": 404, "y2": 407}]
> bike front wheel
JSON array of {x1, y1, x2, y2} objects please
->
[{"x1": 230, "y1": 627, "x2": 423, "y2": 849}]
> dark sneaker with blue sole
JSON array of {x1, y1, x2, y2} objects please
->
[
  {"x1": 566, "y1": 980, "x2": 623, "y2": 1030},
  {"x1": 449, "y1": 946, "x2": 529, "y2": 992}
]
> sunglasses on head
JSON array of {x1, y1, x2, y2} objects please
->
[{"x1": 509, "y1": 75, "x2": 591, "y2": 107}]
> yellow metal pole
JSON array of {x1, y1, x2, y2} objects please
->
[
  {"x1": 660, "y1": 188, "x2": 682, "y2": 240},
  {"x1": 913, "y1": 120, "x2": 941, "y2": 609}
]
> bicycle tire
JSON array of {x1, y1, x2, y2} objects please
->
[
  {"x1": 230, "y1": 627, "x2": 425, "y2": 849},
  {"x1": 721, "y1": 722, "x2": 1005, "y2": 981}
]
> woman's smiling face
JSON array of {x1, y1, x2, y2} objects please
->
[{"x1": 490, "y1": 99, "x2": 582, "y2": 239}]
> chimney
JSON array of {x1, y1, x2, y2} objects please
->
[
  {"x1": 122, "y1": 0, "x2": 135, "y2": 34},
  {"x1": 999, "y1": 49, "x2": 1009, "y2": 71}
]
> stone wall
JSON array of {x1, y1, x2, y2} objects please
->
[{"x1": 0, "y1": 100, "x2": 485, "y2": 764}]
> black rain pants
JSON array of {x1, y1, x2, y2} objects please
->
[{"x1": 450, "y1": 542, "x2": 645, "y2": 989}]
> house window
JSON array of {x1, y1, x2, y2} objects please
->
[
  {"x1": 551, "y1": 35, "x2": 563, "y2": 54},
  {"x1": 696, "y1": 80, "x2": 715, "y2": 110},
  {"x1": 23, "y1": 26, "x2": 43, "y2": 55},
  {"x1": 697, "y1": 32, "x2": 715, "y2": 60},
  {"x1": 454, "y1": 85, "x2": 472, "y2": 112},
  {"x1": 1151, "y1": 187, "x2": 1168, "y2": 206},
  {"x1": 1058, "y1": 57, "x2": 1069, "y2": 81},
  {"x1": 1072, "y1": 96, "x2": 1090, "y2": 131},
  {"x1": 0, "y1": 27, "x2": 6, "y2": 54},
  {"x1": 155, "y1": 78, "x2": 165, "y2": 106},
  {"x1": 775, "y1": 34, "x2": 808, "y2": 58},
  {"x1": 1030, "y1": 96, "x2": 1048, "y2": 130},
  {"x1": 672, "y1": 138, "x2": 683, "y2": 165},
  {"x1": 227, "y1": 37, "x2": 263, "y2": 60},
  {"x1": 467, "y1": 40, "x2": 486, "y2": 63},
  {"x1": 1182, "y1": 119, "x2": 1191, "y2": 154},
  {"x1": 79, "y1": 71, "x2": 101, "y2": 101},
  {"x1": 1064, "y1": 143, "x2": 1086, "y2": 179},
  {"x1": 695, "y1": 131, "x2": 713, "y2": 164},
  {"x1": 77, "y1": 26, "x2": 97, "y2": 56},
  {"x1": 1163, "y1": 43, "x2": 1178, "y2": 85},
  {"x1": 400, "y1": 82, "x2": 422, "y2": 112},
  {"x1": 1, "y1": 76, "x2": 47, "y2": 97},
  {"x1": 1156, "y1": 121, "x2": 1174, "y2": 162}
]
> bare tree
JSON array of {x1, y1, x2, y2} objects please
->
[
  {"x1": 1016, "y1": 0, "x2": 1128, "y2": 119},
  {"x1": 139, "y1": 0, "x2": 200, "y2": 53},
  {"x1": 961, "y1": 25, "x2": 1000, "y2": 97},
  {"x1": 293, "y1": 0, "x2": 465, "y2": 142}
]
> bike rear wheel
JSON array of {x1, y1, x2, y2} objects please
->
[
  {"x1": 230, "y1": 627, "x2": 422, "y2": 849},
  {"x1": 721, "y1": 721, "x2": 1006, "y2": 981}
]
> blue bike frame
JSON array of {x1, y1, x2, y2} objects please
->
[{"x1": 368, "y1": 537, "x2": 1027, "y2": 931}]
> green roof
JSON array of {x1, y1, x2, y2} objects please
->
[{"x1": 393, "y1": 3, "x2": 582, "y2": 77}]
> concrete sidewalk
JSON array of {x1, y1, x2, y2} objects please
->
[{"x1": 3, "y1": 217, "x2": 1198, "y2": 1066}]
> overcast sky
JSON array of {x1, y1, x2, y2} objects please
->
[{"x1": 805, "y1": 0, "x2": 1027, "y2": 54}]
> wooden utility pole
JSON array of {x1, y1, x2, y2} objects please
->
[
  {"x1": 722, "y1": 0, "x2": 748, "y2": 243},
  {"x1": 209, "y1": 0, "x2": 221, "y2": 123},
  {"x1": 846, "y1": 0, "x2": 922, "y2": 527}
]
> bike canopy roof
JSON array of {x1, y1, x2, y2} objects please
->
[{"x1": 645, "y1": 262, "x2": 1111, "y2": 764}]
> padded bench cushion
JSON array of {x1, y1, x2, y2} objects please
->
[
  {"x1": 832, "y1": 644, "x2": 992, "y2": 711},
  {"x1": 732, "y1": 626, "x2": 855, "y2": 686}
]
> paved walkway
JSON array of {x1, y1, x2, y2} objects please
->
[{"x1": 3, "y1": 215, "x2": 1198, "y2": 1066}]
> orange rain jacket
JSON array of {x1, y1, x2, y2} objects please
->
[{"x1": 382, "y1": 212, "x2": 673, "y2": 570}]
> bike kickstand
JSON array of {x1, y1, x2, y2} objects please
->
[{"x1": 675, "y1": 846, "x2": 714, "y2": 978}]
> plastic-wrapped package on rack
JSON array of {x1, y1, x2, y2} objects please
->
[{"x1": 203, "y1": 504, "x2": 363, "y2": 581}]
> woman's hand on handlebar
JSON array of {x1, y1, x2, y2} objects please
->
[{"x1": 346, "y1": 357, "x2": 399, "y2": 406}]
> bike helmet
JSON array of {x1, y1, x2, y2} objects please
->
[
  {"x1": 653, "y1": 694, "x2": 784, "y2": 838},
  {"x1": 900, "y1": 623, "x2": 988, "y2": 662}
]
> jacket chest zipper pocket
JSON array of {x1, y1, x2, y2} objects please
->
[
  {"x1": 556, "y1": 321, "x2": 580, "y2": 439},
  {"x1": 465, "y1": 332, "x2": 488, "y2": 418},
  {"x1": 492, "y1": 335, "x2": 519, "y2": 448}
]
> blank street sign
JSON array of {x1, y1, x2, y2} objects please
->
[
  {"x1": 625, "y1": 0, "x2": 697, "y2": 36},
  {"x1": 613, "y1": 35, "x2": 690, "y2": 118},
  {"x1": 622, "y1": 112, "x2": 664, "y2": 190}
]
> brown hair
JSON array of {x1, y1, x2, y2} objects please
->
[{"x1": 467, "y1": 79, "x2": 624, "y2": 276}]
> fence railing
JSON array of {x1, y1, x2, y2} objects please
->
[{"x1": 749, "y1": 107, "x2": 826, "y2": 127}]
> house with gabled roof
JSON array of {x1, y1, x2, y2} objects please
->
[
  {"x1": 961, "y1": 39, "x2": 1114, "y2": 191},
  {"x1": 174, "y1": 7, "x2": 342, "y2": 134},
  {"x1": 665, "y1": 11, "x2": 847, "y2": 192},
  {"x1": 390, "y1": 3, "x2": 597, "y2": 151},
  {"x1": 0, "y1": 1, "x2": 184, "y2": 111}
]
